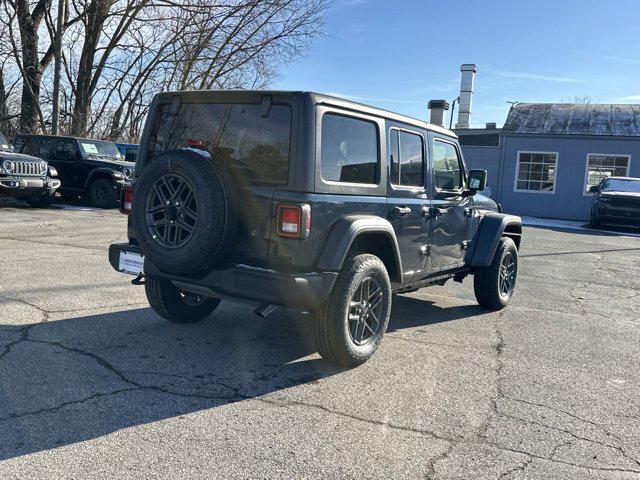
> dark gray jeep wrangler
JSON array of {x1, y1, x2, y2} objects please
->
[{"x1": 109, "y1": 91, "x2": 522, "y2": 367}]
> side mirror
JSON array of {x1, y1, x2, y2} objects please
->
[
  {"x1": 467, "y1": 169, "x2": 487, "y2": 192},
  {"x1": 588, "y1": 185, "x2": 599, "y2": 193}
]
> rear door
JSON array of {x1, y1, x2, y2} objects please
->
[
  {"x1": 386, "y1": 126, "x2": 430, "y2": 281},
  {"x1": 427, "y1": 136, "x2": 472, "y2": 271}
]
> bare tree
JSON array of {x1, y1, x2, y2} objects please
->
[{"x1": 0, "y1": 0, "x2": 328, "y2": 140}]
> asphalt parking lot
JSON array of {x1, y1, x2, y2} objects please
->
[{"x1": 1, "y1": 200, "x2": 640, "y2": 479}]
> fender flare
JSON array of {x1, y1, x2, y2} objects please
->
[
  {"x1": 469, "y1": 212, "x2": 522, "y2": 267},
  {"x1": 316, "y1": 215, "x2": 404, "y2": 283},
  {"x1": 85, "y1": 168, "x2": 125, "y2": 189}
]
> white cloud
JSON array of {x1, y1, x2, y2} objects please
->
[
  {"x1": 615, "y1": 95, "x2": 640, "y2": 101},
  {"x1": 484, "y1": 66, "x2": 579, "y2": 83}
]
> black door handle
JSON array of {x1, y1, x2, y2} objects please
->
[
  {"x1": 431, "y1": 206, "x2": 449, "y2": 217},
  {"x1": 392, "y1": 206, "x2": 411, "y2": 216}
]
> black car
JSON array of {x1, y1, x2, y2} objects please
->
[
  {"x1": 0, "y1": 131, "x2": 61, "y2": 207},
  {"x1": 108, "y1": 91, "x2": 522, "y2": 367},
  {"x1": 589, "y1": 176, "x2": 640, "y2": 229},
  {"x1": 14, "y1": 135, "x2": 134, "y2": 208}
]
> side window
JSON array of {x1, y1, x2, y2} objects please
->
[
  {"x1": 433, "y1": 140, "x2": 463, "y2": 190},
  {"x1": 389, "y1": 130, "x2": 424, "y2": 188},
  {"x1": 38, "y1": 139, "x2": 57, "y2": 159},
  {"x1": 56, "y1": 140, "x2": 77, "y2": 161},
  {"x1": 321, "y1": 113, "x2": 379, "y2": 184},
  {"x1": 515, "y1": 152, "x2": 557, "y2": 192},
  {"x1": 585, "y1": 154, "x2": 629, "y2": 193}
]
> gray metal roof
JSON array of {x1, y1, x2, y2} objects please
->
[{"x1": 503, "y1": 103, "x2": 640, "y2": 137}]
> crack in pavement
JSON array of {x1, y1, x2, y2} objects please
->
[
  {"x1": 498, "y1": 455, "x2": 532, "y2": 480},
  {"x1": 0, "y1": 293, "x2": 147, "y2": 318},
  {"x1": 424, "y1": 442, "x2": 455, "y2": 480},
  {"x1": 3, "y1": 330, "x2": 640, "y2": 476}
]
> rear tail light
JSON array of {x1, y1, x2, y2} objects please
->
[
  {"x1": 276, "y1": 204, "x2": 311, "y2": 238},
  {"x1": 120, "y1": 185, "x2": 134, "y2": 215},
  {"x1": 187, "y1": 138, "x2": 210, "y2": 149}
]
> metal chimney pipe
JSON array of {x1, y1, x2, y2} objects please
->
[
  {"x1": 455, "y1": 64, "x2": 477, "y2": 129},
  {"x1": 427, "y1": 99, "x2": 450, "y2": 127}
]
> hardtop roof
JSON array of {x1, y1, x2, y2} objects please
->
[{"x1": 154, "y1": 90, "x2": 457, "y2": 138}]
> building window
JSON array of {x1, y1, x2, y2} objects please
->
[
  {"x1": 584, "y1": 154, "x2": 630, "y2": 193},
  {"x1": 321, "y1": 113, "x2": 379, "y2": 184},
  {"x1": 433, "y1": 140, "x2": 463, "y2": 190},
  {"x1": 390, "y1": 129, "x2": 424, "y2": 188},
  {"x1": 515, "y1": 152, "x2": 558, "y2": 193}
]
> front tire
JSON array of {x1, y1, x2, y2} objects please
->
[
  {"x1": 314, "y1": 253, "x2": 392, "y2": 367},
  {"x1": 145, "y1": 277, "x2": 220, "y2": 323},
  {"x1": 474, "y1": 237, "x2": 518, "y2": 310},
  {"x1": 89, "y1": 178, "x2": 118, "y2": 208}
]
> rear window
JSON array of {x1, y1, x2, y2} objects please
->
[{"x1": 150, "y1": 103, "x2": 292, "y2": 185}]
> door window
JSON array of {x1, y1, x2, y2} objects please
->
[
  {"x1": 38, "y1": 139, "x2": 58, "y2": 159},
  {"x1": 433, "y1": 140, "x2": 463, "y2": 190},
  {"x1": 321, "y1": 113, "x2": 379, "y2": 184},
  {"x1": 390, "y1": 129, "x2": 424, "y2": 188},
  {"x1": 56, "y1": 141, "x2": 78, "y2": 161}
]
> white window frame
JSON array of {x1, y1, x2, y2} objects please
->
[
  {"x1": 583, "y1": 153, "x2": 631, "y2": 196},
  {"x1": 513, "y1": 150, "x2": 559, "y2": 195}
]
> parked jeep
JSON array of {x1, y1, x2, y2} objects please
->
[
  {"x1": 0, "y1": 131, "x2": 61, "y2": 207},
  {"x1": 589, "y1": 176, "x2": 640, "y2": 229},
  {"x1": 108, "y1": 91, "x2": 522, "y2": 367},
  {"x1": 14, "y1": 134, "x2": 133, "y2": 208}
]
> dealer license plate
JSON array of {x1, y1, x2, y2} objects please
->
[{"x1": 119, "y1": 251, "x2": 145, "y2": 275}]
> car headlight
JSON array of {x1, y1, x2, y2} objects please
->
[
  {"x1": 48, "y1": 165, "x2": 58, "y2": 177},
  {"x1": 122, "y1": 167, "x2": 133, "y2": 179},
  {"x1": 3, "y1": 159, "x2": 13, "y2": 173}
]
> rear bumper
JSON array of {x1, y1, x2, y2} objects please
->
[
  {"x1": 108, "y1": 243, "x2": 337, "y2": 310},
  {"x1": 0, "y1": 176, "x2": 60, "y2": 197}
]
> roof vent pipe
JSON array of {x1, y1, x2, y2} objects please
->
[
  {"x1": 428, "y1": 99, "x2": 450, "y2": 127},
  {"x1": 455, "y1": 64, "x2": 477, "y2": 129}
]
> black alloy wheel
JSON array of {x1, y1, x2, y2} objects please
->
[
  {"x1": 498, "y1": 251, "x2": 517, "y2": 297},
  {"x1": 348, "y1": 276, "x2": 385, "y2": 346},
  {"x1": 89, "y1": 178, "x2": 118, "y2": 208},
  {"x1": 145, "y1": 174, "x2": 198, "y2": 249}
]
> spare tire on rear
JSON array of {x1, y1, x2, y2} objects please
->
[{"x1": 132, "y1": 149, "x2": 238, "y2": 276}]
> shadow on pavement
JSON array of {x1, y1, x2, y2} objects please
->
[{"x1": 0, "y1": 294, "x2": 477, "y2": 460}]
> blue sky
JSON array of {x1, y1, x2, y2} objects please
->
[{"x1": 274, "y1": 0, "x2": 640, "y2": 127}]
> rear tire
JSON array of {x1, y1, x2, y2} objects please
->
[
  {"x1": 25, "y1": 193, "x2": 54, "y2": 208},
  {"x1": 89, "y1": 178, "x2": 118, "y2": 209},
  {"x1": 145, "y1": 277, "x2": 220, "y2": 323},
  {"x1": 314, "y1": 253, "x2": 392, "y2": 367},
  {"x1": 474, "y1": 237, "x2": 518, "y2": 310}
]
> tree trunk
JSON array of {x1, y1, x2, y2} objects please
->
[
  {"x1": 0, "y1": 69, "x2": 11, "y2": 136},
  {"x1": 70, "y1": 0, "x2": 111, "y2": 136},
  {"x1": 14, "y1": 0, "x2": 50, "y2": 133}
]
